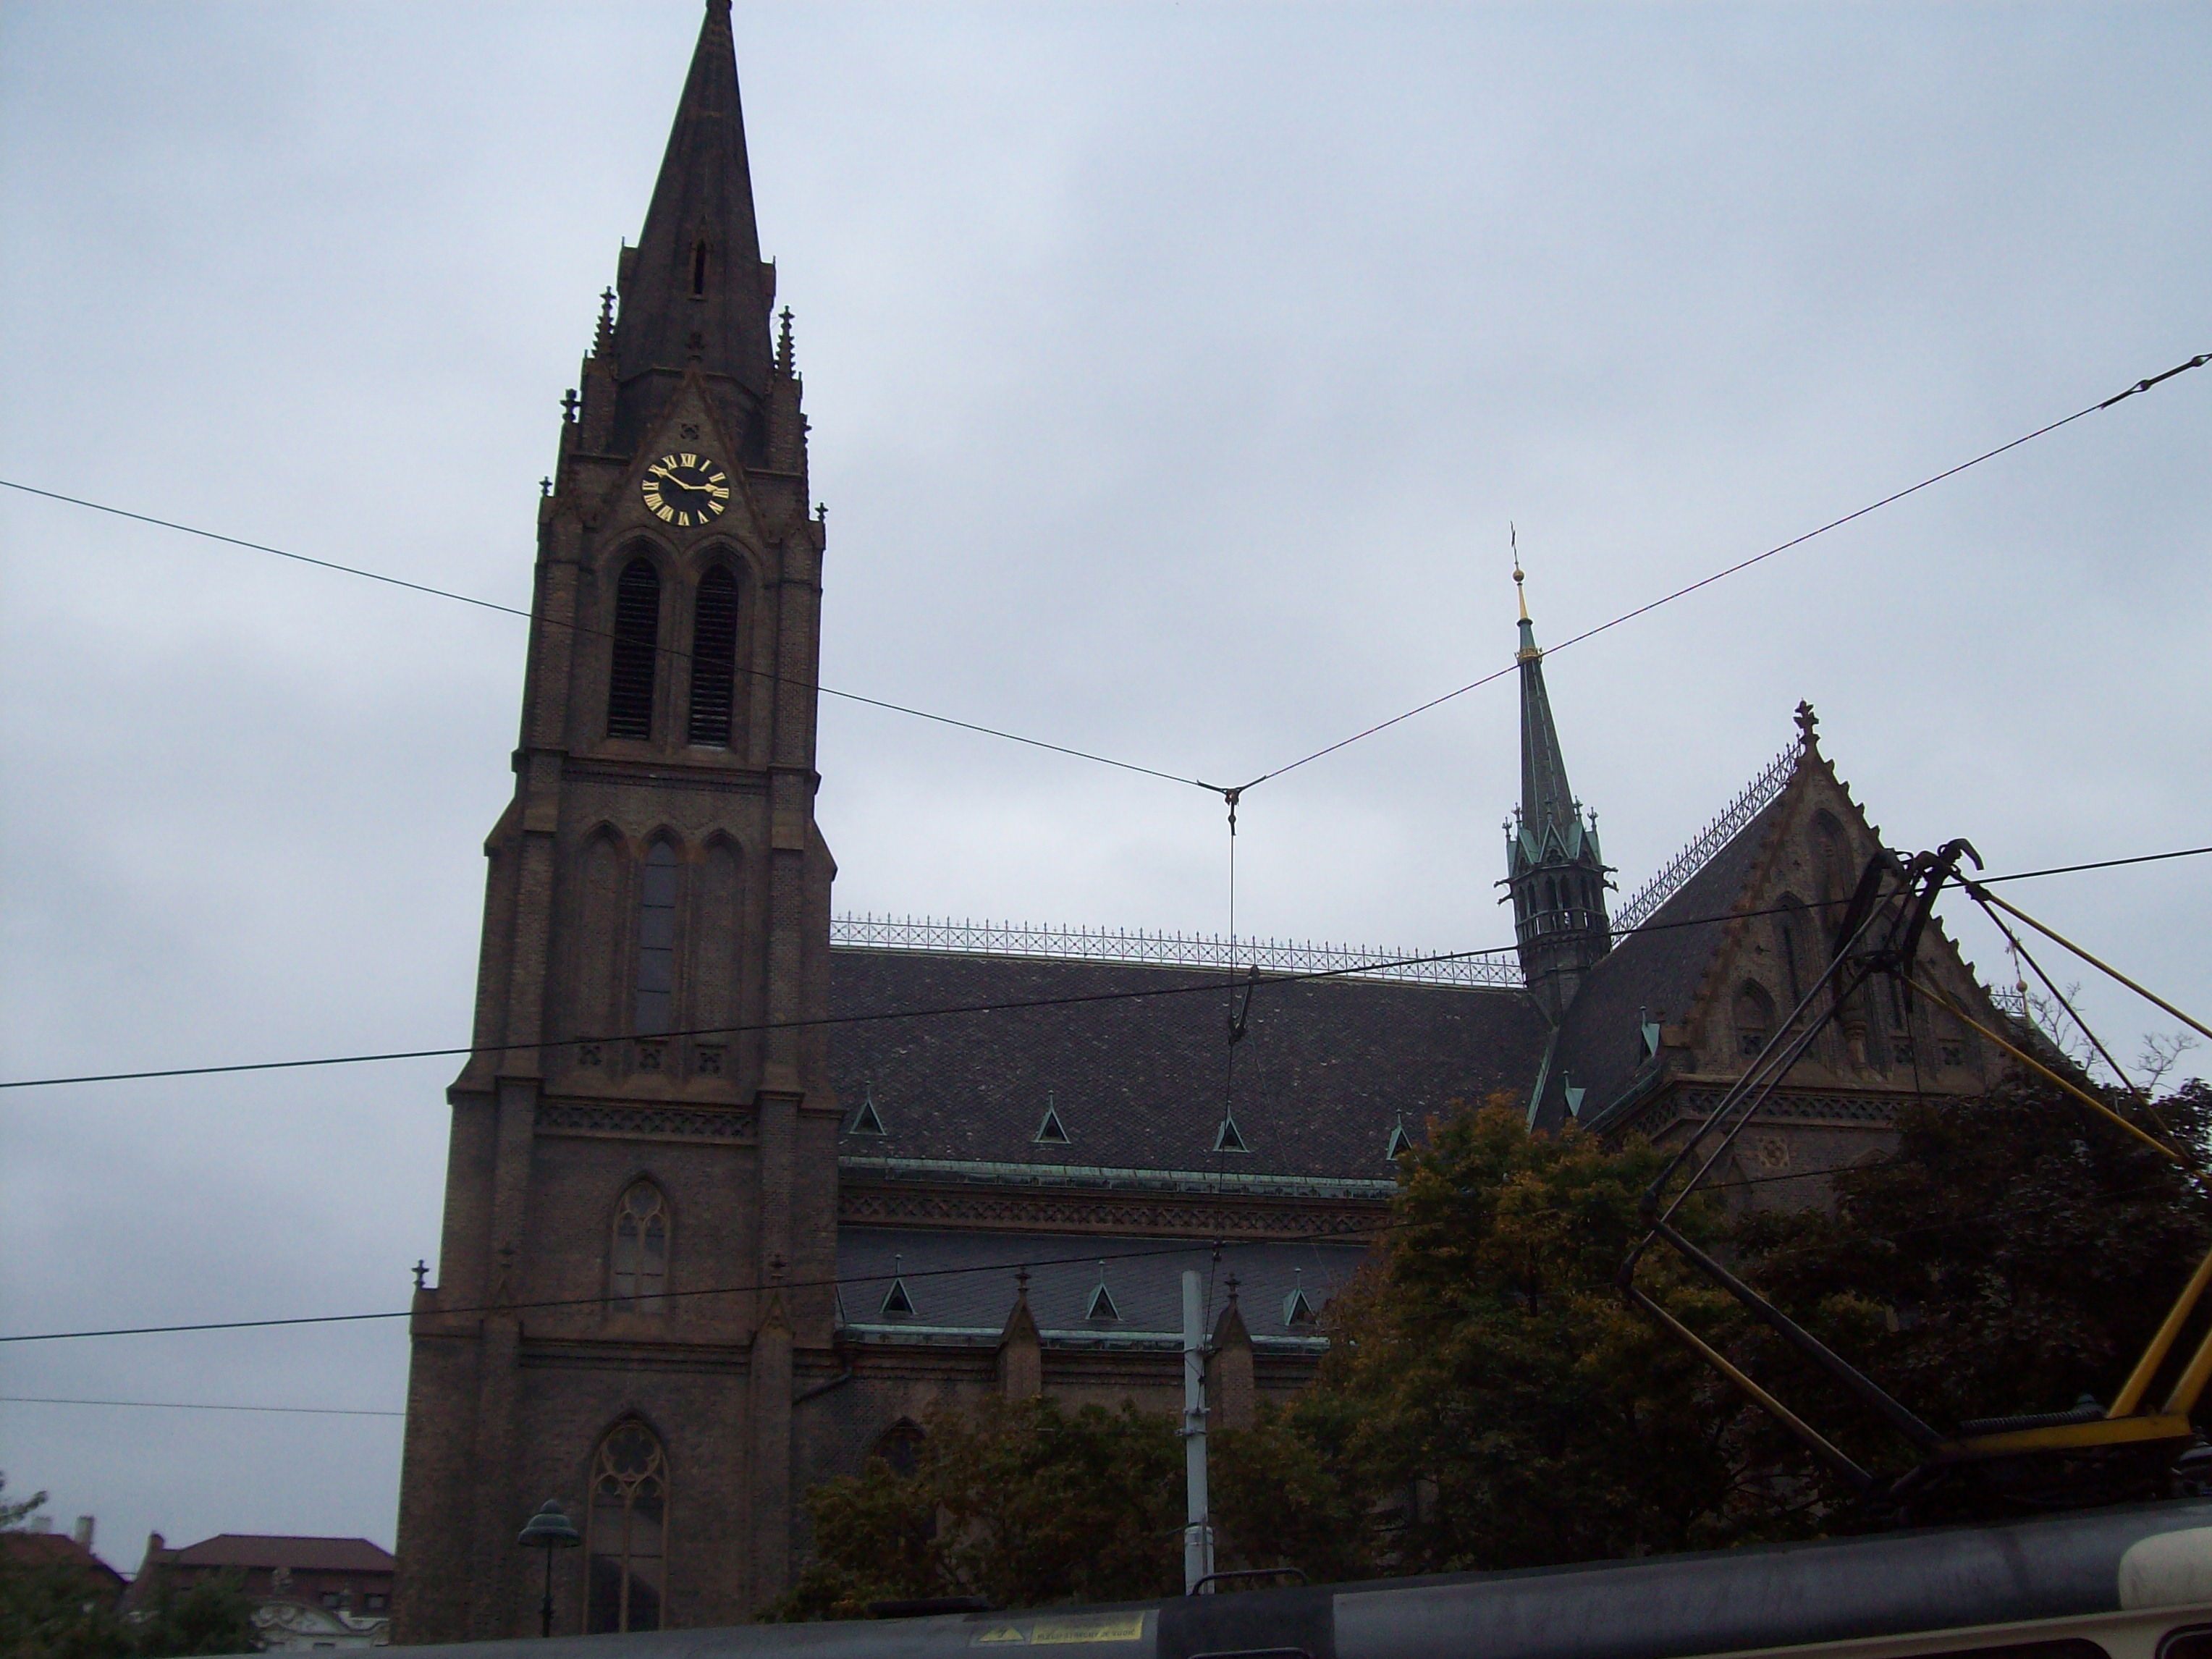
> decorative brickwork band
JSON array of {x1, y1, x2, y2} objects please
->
[{"x1": 537, "y1": 1102, "x2": 758, "y2": 1142}]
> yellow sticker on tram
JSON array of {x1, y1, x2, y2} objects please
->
[{"x1": 970, "y1": 1614, "x2": 1148, "y2": 1646}]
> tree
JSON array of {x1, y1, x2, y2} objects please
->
[
  {"x1": 0, "y1": 1477, "x2": 261, "y2": 1659},
  {"x1": 1304, "y1": 1097, "x2": 1809, "y2": 1573},
  {"x1": 114, "y1": 1574, "x2": 261, "y2": 1659},
  {"x1": 772, "y1": 1398, "x2": 1183, "y2": 1619},
  {"x1": 1734, "y1": 1074, "x2": 2212, "y2": 1497}
]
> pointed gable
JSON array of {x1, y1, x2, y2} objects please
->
[{"x1": 1561, "y1": 710, "x2": 2002, "y2": 1136}]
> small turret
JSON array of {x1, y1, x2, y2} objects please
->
[{"x1": 1504, "y1": 553, "x2": 1612, "y2": 1021}]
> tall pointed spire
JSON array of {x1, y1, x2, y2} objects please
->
[
  {"x1": 1503, "y1": 546, "x2": 1612, "y2": 1023},
  {"x1": 609, "y1": 0, "x2": 777, "y2": 453},
  {"x1": 1514, "y1": 550, "x2": 1579, "y2": 849}
]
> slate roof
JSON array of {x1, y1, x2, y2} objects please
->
[
  {"x1": 837, "y1": 1226, "x2": 1365, "y2": 1342},
  {"x1": 1542, "y1": 790, "x2": 1791, "y2": 1130},
  {"x1": 828, "y1": 949, "x2": 1550, "y2": 1180}
]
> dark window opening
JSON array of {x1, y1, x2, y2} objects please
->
[
  {"x1": 690, "y1": 240, "x2": 708, "y2": 297},
  {"x1": 1915, "y1": 1642, "x2": 2106, "y2": 1659},
  {"x1": 607, "y1": 558, "x2": 661, "y2": 739},
  {"x1": 686, "y1": 567, "x2": 738, "y2": 746},
  {"x1": 636, "y1": 842, "x2": 677, "y2": 1035}
]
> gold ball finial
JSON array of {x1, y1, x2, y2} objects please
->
[{"x1": 1510, "y1": 523, "x2": 1529, "y2": 622}]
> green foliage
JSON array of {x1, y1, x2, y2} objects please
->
[
  {"x1": 1308, "y1": 1097, "x2": 1804, "y2": 1572},
  {"x1": 0, "y1": 1477, "x2": 261, "y2": 1659},
  {"x1": 780, "y1": 1075, "x2": 2212, "y2": 1605},
  {"x1": 116, "y1": 1573, "x2": 261, "y2": 1659},
  {"x1": 1736, "y1": 1076, "x2": 2212, "y2": 1466},
  {"x1": 772, "y1": 1398, "x2": 1183, "y2": 1619},
  {"x1": 1210, "y1": 1396, "x2": 1377, "y2": 1586}
]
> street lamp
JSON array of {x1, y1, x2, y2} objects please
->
[{"x1": 517, "y1": 1500, "x2": 582, "y2": 1637}]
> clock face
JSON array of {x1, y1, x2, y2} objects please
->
[{"x1": 641, "y1": 452, "x2": 731, "y2": 528}]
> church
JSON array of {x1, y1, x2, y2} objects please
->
[{"x1": 390, "y1": 4, "x2": 2006, "y2": 1639}]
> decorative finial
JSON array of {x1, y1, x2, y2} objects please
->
[
  {"x1": 777, "y1": 305, "x2": 795, "y2": 376},
  {"x1": 560, "y1": 388, "x2": 579, "y2": 423},
  {"x1": 1511, "y1": 522, "x2": 1528, "y2": 622},
  {"x1": 815, "y1": 502, "x2": 827, "y2": 523},
  {"x1": 539, "y1": 477, "x2": 552, "y2": 498},
  {"x1": 413, "y1": 1259, "x2": 428, "y2": 1291},
  {"x1": 1016, "y1": 1265, "x2": 1031, "y2": 1297},
  {"x1": 1794, "y1": 700, "x2": 1820, "y2": 750},
  {"x1": 1225, "y1": 1272, "x2": 1240, "y2": 1304},
  {"x1": 594, "y1": 288, "x2": 616, "y2": 355}
]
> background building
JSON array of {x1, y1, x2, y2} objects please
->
[{"x1": 130, "y1": 1533, "x2": 394, "y2": 1648}]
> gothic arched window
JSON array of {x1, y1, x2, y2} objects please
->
[
  {"x1": 610, "y1": 1181, "x2": 668, "y2": 1312},
  {"x1": 636, "y1": 841, "x2": 678, "y2": 1035},
  {"x1": 686, "y1": 567, "x2": 738, "y2": 747},
  {"x1": 607, "y1": 558, "x2": 662, "y2": 740},
  {"x1": 586, "y1": 1421, "x2": 667, "y2": 1634},
  {"x1": 872, "y1": 1419, "x2": 924, "y2": 1477},
  {"x1": 1733, "y1": 980, "x2": 1775, "y2": 1058}
]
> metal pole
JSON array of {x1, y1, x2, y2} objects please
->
[
  {"x1": 540, "y1": 1546, "x2": 554, "y2": 1638},
  {"x1": 1181, "y1": 1269, "x2": 1215, "y2": 1593}
]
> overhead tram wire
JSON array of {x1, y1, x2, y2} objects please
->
[
  {"x1": 0, "y1": 1228, "x2": 1383, "y2": 1347},
  {"x1": 5, "y1": 1147, "x2": 2193, "y2": 1354},
  {"x1": 4, "y1": 843, "x2": 2206, "y2": 1095},
  {"x1": 12, "y1": 349, "x2": 2206, "y2": 818},
  {"x1": 1227, "y1": 350, "x2": 2212, "y2": 795},
  {"x1": 1, "y1": 1395, "x2": 404, "y2": 1419},
  {"x1": 0, "y1": 480, "x2": 1215, "y2": 795}
]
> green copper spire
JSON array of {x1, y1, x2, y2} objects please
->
[{"x1": 1503, "y1": 548, "x2": 1612, "y2": 1021}]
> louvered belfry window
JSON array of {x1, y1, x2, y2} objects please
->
[
  {"x1": 607, "y1": 557, "x2": 661, "y2": 740},
  {"x1": 686, "y1": 567, "x2": 738, "y2": 746}
]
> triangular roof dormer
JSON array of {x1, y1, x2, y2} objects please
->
[
  {"x1": 879, "y1": 1254, "x2": 914, "y2": 1319},
  {"x1": 1213, "y1": 1115, "x2": 1249, "y2": 1154},
  {"x1": 849, "y1": 1086, "x2": 886, "y2": 1136},
  {"x1": 1033, "y1": 1097, "x2": 1070, "y2": 1146},
  {"x1": 1085, "y1": 1267, "x2": 1120, "y2": 1322}
]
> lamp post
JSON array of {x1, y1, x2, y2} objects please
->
[{"x1": 517, "y1": 1500, "x2": 581, "y2": 1637}]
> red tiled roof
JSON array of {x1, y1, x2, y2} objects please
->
[
  {"x1": 164, "y1": 1535, "x2": 395, "y2": 1574},
  {"x1": 1, "y1": 1532, "x2": 128, "y2": 1590}
]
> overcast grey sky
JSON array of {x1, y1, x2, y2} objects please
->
[{"x1": 3, "y1": 1, "x2": 2206, "y2": 1567}]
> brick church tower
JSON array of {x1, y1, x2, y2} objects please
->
[{"x1": 392, "y1": 2, "x2": 837, "y2": 1637}]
